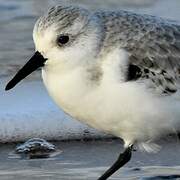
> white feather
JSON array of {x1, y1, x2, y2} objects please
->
[{"x1": 33, "y1": 7, "x2": 180, "y2": 153}]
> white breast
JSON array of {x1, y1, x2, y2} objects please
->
[{"x1": 42, "y1": 48, "x2": 180, "y2": 152}]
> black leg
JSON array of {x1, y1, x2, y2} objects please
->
[{"x1": 97, "y1": 145, "x2": 133, "y2": 180}]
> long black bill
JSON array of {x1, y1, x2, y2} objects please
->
[{"x1": 5, "y1": 51, "x2": 47, "y2": 91}]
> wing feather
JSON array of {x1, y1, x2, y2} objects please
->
[
  {"x1": 114, "y1": 11, "x2": 180, "y2": 94},
  {"x1": 100, "y1": 10, "x2": 180, "y2": 93}
]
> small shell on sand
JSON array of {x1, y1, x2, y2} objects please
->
[{"x1": 15, "y1": 138, "x2": 58, "y2": 159}]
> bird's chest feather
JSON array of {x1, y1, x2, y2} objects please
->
[
  {"x1": 42, "y1": 62, "x2": 130, "y2": 134},
  {"x1": 41, "y1": 72, "x2": 94, "y2": 129},
  {"x1": 41, "y1": 49, "x2": 131, "y2": 133},
  {"x1": 41, "y1": 49, "x2": 180, "y2": 143}
]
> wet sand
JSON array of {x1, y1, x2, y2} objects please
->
[{"x1": 1, "y1": 138, "x2": 180, "y2": 180}]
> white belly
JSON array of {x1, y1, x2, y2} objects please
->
[{"x1": 42, "y1": 66, "x2": 180, "y2": 149}]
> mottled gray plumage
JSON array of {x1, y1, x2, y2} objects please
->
[
  {"x1": 94, "y1": 10, "x2": 180, "y2": 94},
  {"x1": 37, "y1": 5, "x2": 180, "y2": 95},
  {"x1": 36, "y1": 6, "x2": 89, "y2": 33}
]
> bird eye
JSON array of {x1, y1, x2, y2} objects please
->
[{"x1": 57, "y1": 35, "x2": 69, "y2": 46}]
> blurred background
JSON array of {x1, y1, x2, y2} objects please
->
[{"x1": 1, "y1": 0, "x2": 180, "y2": 79}]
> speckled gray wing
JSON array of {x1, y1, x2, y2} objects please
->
[
  {"x1": 101, "y1": 11, "x2": 180, "y2": 94},
  {"x1": 127, "y1": 18, "x2": 180, "y2": 94}
]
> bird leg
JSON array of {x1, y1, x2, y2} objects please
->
[{"x1": 97, "y1": 145, "x2": 133, "y2": 180}]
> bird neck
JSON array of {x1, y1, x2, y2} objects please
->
[{"x1": 42, "y1": 66, "x2": 96, "y2": 112}]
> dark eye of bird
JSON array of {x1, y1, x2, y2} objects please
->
[{"x1": 57, "y1": 35, "x2": 69, "y2": 46}]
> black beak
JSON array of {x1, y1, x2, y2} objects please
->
[{"x1": 5, "y1": 51, "x2": 47, "y2": 91}]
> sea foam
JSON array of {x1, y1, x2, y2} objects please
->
[{"x1": 0, "y1": 79, "x2": 109, "y2": 142}]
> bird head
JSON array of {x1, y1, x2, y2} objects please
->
[{"x1": 5, "y1": 5, "x2": 101, "y2": 90}]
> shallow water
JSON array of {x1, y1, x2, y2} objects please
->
[
  {"x1": 2, "y1": 139, "x2": 180, "y2": 180},
  {"x1": 1, "y1": 0, "x2": 180, "y2": 179}
]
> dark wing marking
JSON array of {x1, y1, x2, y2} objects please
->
[
  {"x1": 98, "y1": 10, "x2": 180, "y2": 94},
  {"x1": 126, "y1": 64, "x2": 177, "y2": 94},
  {"x1": 126, "y1": 64, "x2": 142, "y2": 81},
  {"x1": 118, "y1": 12, "x2": 180, "y2": 94}
]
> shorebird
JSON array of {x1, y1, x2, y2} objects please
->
[{"x1": 5, "y1": 5, "x2": 180, "y2": 180}]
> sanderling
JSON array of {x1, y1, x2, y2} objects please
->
[{"x1": 5, "y1": 5, "x2": 180, "y2": 180}]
